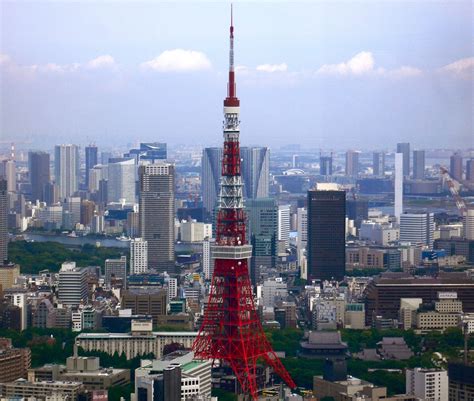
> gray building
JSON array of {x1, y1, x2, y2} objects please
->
[
  {"x1": 54, "y1": 144, "x2": 80, "y2": 199},
  {"x1": 85, "y1": 145, "x2": 98, "y2": 189},
  {"x1": 246, "y1": 198, "x2": 278, "y2": 284},
  {"x1": 345, "y1": 150, "x2": 360, "y2": 177},
  {"x1": 139, "y1": 163, "x2": 175, "y2": 272},
  {"x1": 105, "y1": 256, "x2": 127, "y2": 288},
  {"x1": 0, "y1": 179, "x2": 7, "y2": 263},
  {"x1": 400, "y1": 212, "x2": 435, "y2": 247},
  {"x1": 107, "y1": 158, "x2": 136, "y2": 203},
  {"x1": 201, "y1": 146, "x2": 269, "y2": 215},
  {"x1": 58, "y1": 262, "x2": 88, "y2": 307},
  {"x1": 29, "y1": 151, "x2": 50, "y2": 202},
  {"x1": 413, "y1": 150, "x2": 425, "y2": 180},
  {"x1": 373, "y1": 152, "x2": 385, "y2": 176},
  {"x1": 397, "y1": 143, "x2": 410, "y2": 177}
]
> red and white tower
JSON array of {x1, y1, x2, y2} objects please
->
[{"x1": 192, "y1": 7, "x2": 296, "y2": 399}]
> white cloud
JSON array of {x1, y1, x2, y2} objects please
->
[
  {"x1": 387, "y1": 66, "x2": 423, "y2": 78},
  {"x1": 256, "y1": 63, "x2": 288, "y2": 73},
  {"x1": 0, "y1": 54, "x2": 12, "y2": 65},
  {"x1": 317, "y1": 51, "x2": 375, "y2": 75},
  {"x1": 439, "y1": 57, "x2": 474, "y2": 78},
  {"x1": 141, "y1": 49, "x2": 212, "y2": 72},
  {"x1": 86, "y1": 55, "x2": 116, "y2": 69}
]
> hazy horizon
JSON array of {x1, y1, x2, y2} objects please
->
[{"x1": 1, "y1": 1, "x2": 473, "y2": 149}]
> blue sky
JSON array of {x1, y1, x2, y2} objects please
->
[{"x1": 1, "y1": 1, "x2": 472, "y2": 150}]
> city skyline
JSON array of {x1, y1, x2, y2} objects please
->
[{"x1": 1, "y1": 1, "x2": 472, "y2": 149}]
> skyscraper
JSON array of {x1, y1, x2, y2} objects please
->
[
  {"x1": 345, "y1": 150, "x2": 360, "y2": 177},
  {"x1": 278, "y1": 204, "x2": 290, "y2": 248},
  {"x1": 296, "y1": 207, "x2": 308, "y2": 278},
  {"x1": 246, "y1": 198, "x2": 278, "y2": 284},
  {"x1": 466, "y1": 159, "x2": 474, "y2": 183},
  {"x1": 394, "y1": 153, "x2": 404, "y2": 222},
  {"x1": 28, "y1": 151, "x2": 50, "y2": 202},
  {"x1": 307, "y1": 188, "x2": 346, "y2": 281},
  {"x1": 130, "y1": 238, "x2": 148, "y2": 275},
  {"x1": 397, "y1": 143, "x2": 410, "y2": 177},
  {"x1": 373, "y1": 152, "x2": 385, "y2": 176},
  {"x1": 202, "y1": 146, "x2": 269, "y2": 214},
  {"x1": 54, "y1": 144, "x2": 79, "y2": 199},
  {"x1": 240, "y1": 147, "x2": 269, "y2": 199},
  {"x1": 107, "y1": 158, "x2": 136, "y2": 203},
  {"x1": 320, "y1": 156, "x2": 333, "y2": 176},
  {"x1": 0, "y1": 160, "x2": 16, "y2": 192},
  {"x1": 85, "y1": 145, "x2": 98, "y2": 188},
  {"x1": 201, "y1": 147, "x2": 223, "y2": 214},
  {"x1": 139, "y1": 163, "x2": 175, "y2": 272},
  {"x1": 0, "y1": 179, "x2": 8, "y2": 263},
  {"x1": 450, "y1": 152, "x2": 463, "y2": 181},
  {"x1": 413, "y1": 150, "x2": 425, "y2": 180}
]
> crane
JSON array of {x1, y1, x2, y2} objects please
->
[{"x1": 440, "y1": 166, "x2": 467, "y2": 215}]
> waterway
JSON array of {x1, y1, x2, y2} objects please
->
[{"x1": 22, "y1": 233, "x2": 129, "y2": 248}]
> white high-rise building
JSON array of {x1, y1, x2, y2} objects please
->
[
  {"x1": 278, "y1": 205, "x2": 291, "y2": 248},
  {"x1": 12, "y1": 293, "x2": 27, "y2": 330},
  {"x1": 464, "y1": 208, "x2": 474, "y2": 240},
  {"x1": 54, "y1": 144, "x2": 79, "y2": 199},
  {"x1": 167, "y1": 277, "x2": 178, "y2": 300},
  {"x1": 394, "y1": 152, "x2": 403, "y2": 222},
  {"x1": 296, "y1": 207, "x2": 307, "y2": 275},
  {"x1": 261, "y1": 278, "x2": 288, "y2": 307},
  {"x1": 107, "y1": 158, "x2": 136, "y2": 203},
  {"x1": 88, "y1": 164, "x2": 108, "y2": 193},
  {"x1": 400, "y1": 212, "x2": 435, "y2": 247},
  {"x1": 202, "y1": 238, "x2": 214, "y2": 280},
  {"x1": 130, "y1": 238, "x2": 148, "y2": 275},
  {"x1": 180, "y1": 220, "x2": 212, "y2": 242},
  {"x1": 406, "y1": 368, "x2": 448, "y2": 401},
  {"x1": 58, "y1": 262, "x2": 88, "y2": 307}
]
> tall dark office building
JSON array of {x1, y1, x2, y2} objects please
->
[
  {"x1": 28, "y1": 151, "x2": 50, "y2": 202},
  {"x1": 246, "y1": 198, "x2": 278, "y2": 284},
  {"x1": 320, "y1": 156, "x2": 333, "y2": 176},
  {"x1": 466, "y1": 159, "x2": 474, "y2": 183},
  {"x1": 372, "y1": 152, "x2": 385, "y2": 176},
  {"x1": 412, "y1": 150, "x2": 425, "y2": 180},
  {"x1": 396, "y1": 143, "x2": 410, "y2": 177},
  {"x1": 0, "y1": 179, "x2": 7, "y2": 263},
  {"x1": 450, "y1": 152, "x2": 463, "y2": 181},
  {"x1": 307, "y1": 189, "x2": 346, "y2": 281},
  {"x1": 85, "y1": 145, "x2": 98, "y2": 188},
  {"x1": 346, "y1": 198, "x2": 369, "y2": 229},
  {"x1": 139, "y1": 163, "x2": 175, "y2": 272}
]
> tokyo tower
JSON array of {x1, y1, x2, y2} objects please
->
[{"x1": 192, "y1": 6, "x2": 296, "y2": 400}]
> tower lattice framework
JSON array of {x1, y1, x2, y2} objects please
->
[{"x1": 192, "y1": 7, "x2": 296, "y2": 400}]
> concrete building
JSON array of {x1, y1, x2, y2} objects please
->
[
  {"x1": 180, "y1": 220, "x2": 212, "y2": 242},
  {"x1": 202, "y1": 238, "x2": 213, "y2": 280},
  {"x1": 107, "y1": 157, "x2": 136, "y2": 203},
  {"x1": 261, "y1": 278, "x2": 288, "y2": 307},
  {"x1": 105, "y1": 256, "x2": 127, "y2": 288},
  {"x1": 139, "y1": 163, "x2": 175, "y2": 272},
  {"x1": 448, "y1": 363, "x2": 474, "y2": 401},
  {"x1": 373, "y1": 152, "x2": 385, "y2": 176},
  {"x1": 130, "y1": 238, "x2": 148, "y2": 275},
  {"x1": 450, "y1": 152, "x2": 463, "y2": 181},
  {"x1": 29, "y1": 151, "x2": 50, "y2": 202},
  {"x1": 136, "y1": 350, "x2": 212, "y2": 401},
  {"x1": 0, "y1": 338, "x2": 31, "y2": 382},
  {"x1": 400, "y1": 212, "x2": 435, "y2": 246},
  {"x1": 413, "y1": 150, "x2": 425, "y2": 180},
  {"x1": 0, "y1": 159, "x2": 16, "y2": 192},
  {"x1": 397, "y1": 143, "x2": 410, "y2": 177},
  {"x1": 320, "y1": 155, "x2": 333, "y2": 176},
  {"x1": 0, "y1": 379, "x2": 84, "y2": 400},
  {"x1": 464, "y1": 208, "x2": 474, "y2": 240},
  {"x1": 406, "y1": 368, "x2": 448, "y2": 401},
  {"x1": 12, "y1": 293, "x2": 28, "y2": 330},
  {"x1": 394, "y1": 152, "x2": 404, "y2": 222},
  {"x1": 297, "y1": 207, "x2": 308, "y2": 278},
  {"x1": 0, "y1": 262, "x2": 19, "y2": 290},
  {"x1": 314, "y1": 375, "x2": 390, "y2": 401},
  {"x1": 345, "y1": 150, "x2": 360, "y2": 177},
  {"x1": 85, "y1": 145, "x2": 98, "y2": 189},
  {"x1": 359, "y1": 221, "x2": 399, "y2": 245},
  {"x1": 54, "y1": 144, "x2": 79, "y2": 199},
  {"x1": 240, "y1": 147, "x2": 270, "y2": 200},
  {"x1": 0, "y1": 179, "x2": 8, "y2": 263},
  {"x1": 466, "y1": 159, "x2": 474, "y2": 183},
  {"x1": 58, "y1": 262, "x2": 88, "y2": 307},
  {"x1": 344, "y1": 303, "x2": 365, "y2": 329},
  {"x1": 75, "y1": 330, "x2": 197, "y2": 359},
  {"x1": 121, "y1": 288, "x2": 167, "y2": 324}
]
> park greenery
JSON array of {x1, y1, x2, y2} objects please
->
[{"x1": 8, "y1": 240, "x2": 127, "y2": 274}]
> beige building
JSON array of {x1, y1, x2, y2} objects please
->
[
  {"x1": 416, "y1": 311, "x2": 461, "y2": 331},
  {"x1": 0, "y1": 379, "x2": 84, "y2": 401},
  {"x1": 0, "y1": 263, "x2": 20, "y2": 290},
  {"x1": 314, "y1": 375, "x2": 419, "y2": 401},
  {"x1": 0, "y1": 338, "x2": 31, "y2": 383}
]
